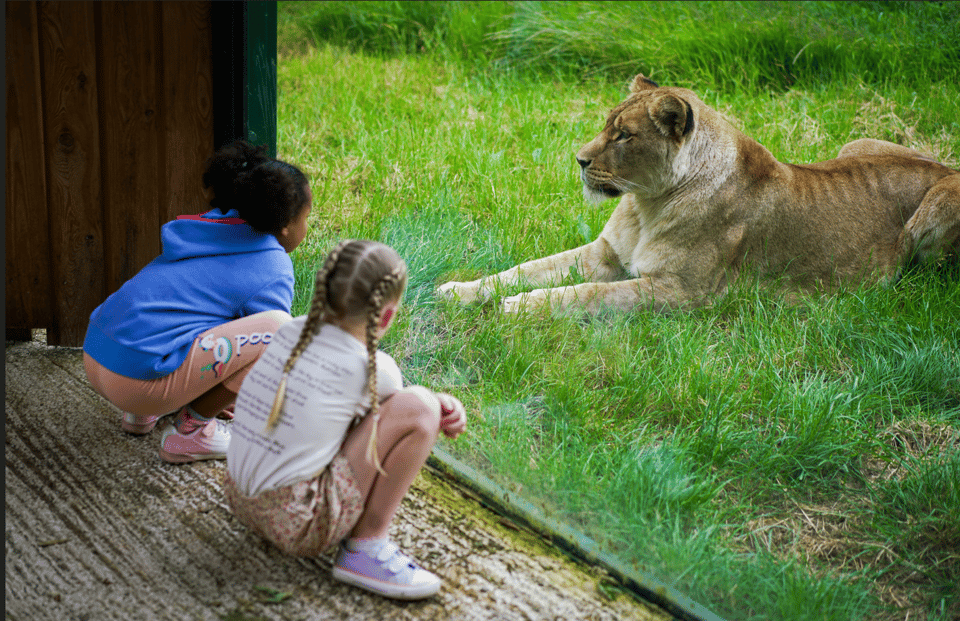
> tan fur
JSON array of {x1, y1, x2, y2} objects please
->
[{"x1": 438, "y1": 74, "x2": 960, "y2": 313}]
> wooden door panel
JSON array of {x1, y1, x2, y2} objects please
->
[
  {"x1": 5, "y1": 1, "x2": 53, "y2": 331},
  {"x1": 99, "y1": 1, "x2": 164, "y2": 294},
  {"x1": 38, "y1": 0, "x2": 104, "y2": 345}
]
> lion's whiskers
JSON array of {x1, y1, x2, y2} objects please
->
[{"x1": 610, "y1": 175, "x2": 645, "y2": 194}]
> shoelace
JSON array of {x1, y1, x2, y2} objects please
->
[{"x1": 197, "y1": 418, "x2": 230, "y2": 438}]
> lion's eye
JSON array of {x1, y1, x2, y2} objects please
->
[{"x1": 615, "y1": 130, "x2": 630, "y2": 142}]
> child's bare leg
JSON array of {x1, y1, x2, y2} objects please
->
[
  {"x1": 340, "y1": 386, "x2": 441, "y2": 540},
  {"x1": 188, "y1": 383, "x2": 236, "y2": 418},
  {"x1": 332, "y1": 387, "x2": 445, "y2": 599}
]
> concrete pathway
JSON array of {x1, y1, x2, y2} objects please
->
[{"x1": 5, "y1": 339, "x2": 670, "y2": 621}]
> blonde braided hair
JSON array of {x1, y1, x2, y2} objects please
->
[
  {"x1": 263, "y1": 239, "x2": 350, "y2": 433},
  {"x1": 263, "y1": 240, "x2": 408, "y2": 475},
  {"x1": 362, "y1": 265, "x2": 407, "y2": 474}
]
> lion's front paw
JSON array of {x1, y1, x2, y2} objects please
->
[
  {"x1": 502, "y1": 290, "x2": 550, "y2": 313},
  {"x1": 501, "y1": 292, "x2": 528, "y2": 313},
  {"x1": 437, "y1": 280, "x2": 486, "y2": 304}
]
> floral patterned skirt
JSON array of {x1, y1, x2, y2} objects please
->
[{"x1": 224, "y1": 455, "x2": 364, "y2": 556}]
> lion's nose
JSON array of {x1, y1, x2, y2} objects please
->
[{"x1": 576, "y1": 156, "x2": 591, "y2": 169}]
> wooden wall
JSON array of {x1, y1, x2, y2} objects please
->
[{"x1": 5, "y1": 1, "x2": 215, "y2": 346}]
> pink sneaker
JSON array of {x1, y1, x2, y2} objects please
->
[
  {"x1": 158, "y1": 419, "x2": 230, "y2": 463},
  {"x1": 332, "y1": 541, "x2": 441, "y2": 600},
  {"x1": 121, "y1": 411, "x2": 170, "y2": 435}
]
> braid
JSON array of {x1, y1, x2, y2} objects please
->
[
  {"x1": 313, "y1": 239, "x2": 352, "y2": 323},
  {"x1": 362, "y1": 267, "x2": 406, "y2": 475},
  {"x1": 263, "y1": 240, "x2": 352, "y2": 434}
]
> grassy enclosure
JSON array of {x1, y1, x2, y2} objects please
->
[{"x1": 276, "y1": 2, "x2": 960, "y2": 620}]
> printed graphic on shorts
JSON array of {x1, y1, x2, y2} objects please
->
[
  {"x1": 199, "y1": 331, "x2": 274, "y2": 379},
  {"x1": 200, "y1": 334, "x2": 234, "y2": 378}
]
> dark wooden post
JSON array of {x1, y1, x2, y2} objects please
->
[{"x1": 211, "y1": 1, "x2": 277, "y2": 155}]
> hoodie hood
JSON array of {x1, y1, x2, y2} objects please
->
[{"x1": 160, "y1": 208, "x2": 284, "y2": 262}]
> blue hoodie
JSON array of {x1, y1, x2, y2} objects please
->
[{"x1": 83, "y1": 208, "x2": 294, "y2": 380}]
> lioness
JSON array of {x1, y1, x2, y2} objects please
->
[{"x1": 438, "y1": 74, "x2": 960, "y2": 313}]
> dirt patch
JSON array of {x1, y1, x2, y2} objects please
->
[{"x1": 729, "y1": 419, "x2": 960, "y2": 621}]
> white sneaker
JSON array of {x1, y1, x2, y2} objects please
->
[{"x1": 332, "y1": 541, "x2": 441, "y2": 600}]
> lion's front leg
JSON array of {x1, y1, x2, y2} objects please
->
[
  {"x1": 437, "y1": 238, "x2": 621, "y2": 304},
  {"x1": 502, "y1": 274, "x2": 701, "y2": 314}
]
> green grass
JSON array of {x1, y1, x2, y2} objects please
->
[{"x1": 278, "y1": 2, "x2": 960, "y2": 619}]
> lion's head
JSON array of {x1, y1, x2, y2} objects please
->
[{"x1": 576, "y1": 74, "x2": 701, "y2": 203}]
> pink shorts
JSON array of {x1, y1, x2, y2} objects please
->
[
  {"x1": 223, "y1": 455, "x2": 365, "y2": 556},
  {"x1": 84, "y1": 310, "x2": 291, "y2": 417}
]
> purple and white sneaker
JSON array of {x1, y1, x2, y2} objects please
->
[{"x1": 332, "y1": 541, "x2": 441, "y2": 600}]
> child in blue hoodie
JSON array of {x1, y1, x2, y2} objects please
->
[{"x1": 83, "y1": 141, "x2": 311, "y2": 463}]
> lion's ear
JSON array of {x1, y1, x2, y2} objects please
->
[
  {"x1": 649, "y1": 94, "x2": 694, "y2": 140},
  {"x1": 629, "y1": 74, "x2": 660, "y2": 93}
]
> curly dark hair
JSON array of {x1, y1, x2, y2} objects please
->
[{"x1": 202, "y1": 140, "x2": 309, "y2": 235}]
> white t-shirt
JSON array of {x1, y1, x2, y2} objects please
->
[{"x1": 227, "y1": 316, "x2": 403, "y2": 497}]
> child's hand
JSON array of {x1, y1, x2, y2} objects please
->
[{"x1": 437, "y1": 393, "x2": 466, "y2": 439}]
